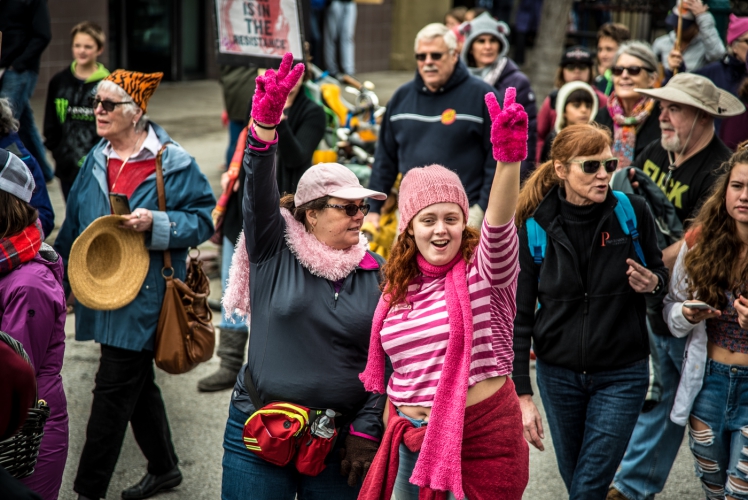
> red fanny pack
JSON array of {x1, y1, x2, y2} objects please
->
[{"x1": 242, "y1": 368, "x2": 338, "y2": 476}]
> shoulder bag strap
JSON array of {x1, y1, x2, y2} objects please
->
[
  {"x1": 155, "y1": 144, "x2": 172, "y2": 272},
  {"x1": 243, "y1": 364, "x2": 265, "y2": 410}
]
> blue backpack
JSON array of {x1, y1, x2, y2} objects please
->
[{"x1": 526, "y1": 190, "x2": 647, "y2": 268}]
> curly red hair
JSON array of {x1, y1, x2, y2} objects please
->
[{"x1": 381, "y1": 223, "x2": 480, "y2": 306}]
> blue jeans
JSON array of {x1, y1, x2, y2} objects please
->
[
  {"x1": 688, "y1": 359, "x2": 748, "y2": 500},
  {"x1": 220, "y1": 236, "x2": 247, "y2": 330},
  {"x1": 0, "y1": 69, "x2": 54, "y2": 180},
  {"x1": 221, "y1": 403, "x2": 358, "y2": 500},
  {"x1": 536, "y1": 357, "x2": 649, "y2": 500},
  {"x1": 225, "y1": 120, "x2": 245, "y2": 168},
  {"x1": 324, "y1": 0, "x2": 357, "y2": 75},
  {"x1": 612, "y1": 335, "x2": 688, "y2": 500}
]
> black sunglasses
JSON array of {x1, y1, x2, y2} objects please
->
[
  {"x1": 570, "y1": 158, "x2": 619, "y2": 174},
  {"x1": 612, "y1": 65, "x2": 654, "y2": 76},
  {"x1": 415, "y1": 52, "x2": 448, "y2": 62},
  {"x1": 324, "y1": 203, "x2": 370, "y2": 216},
  {"x1": 90, "y1": 97, "x2": 134, "y2": 112}
]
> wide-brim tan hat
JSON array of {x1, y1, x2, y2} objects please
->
[
  {"x1": 69, "y1": 215, "x2": 150, "y2": 311},
  {"x1": 636, "y1": 73, "x2": 745, "y2": 117}
]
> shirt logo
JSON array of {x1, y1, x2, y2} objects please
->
[
  {"x1": 601, "y1": 232, "x2": 627, "y2": 246},
  {"x1": 643, "y1": 159, "x2": 690, "y2": 209},
  {"x1": 55, "y1": 98, "x2": 69, "y2": 123},
  {"x1": 441, "y1": 109, "x2": 456, "y2": 125}
]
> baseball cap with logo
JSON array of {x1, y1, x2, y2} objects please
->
[
  {"x1": 560, "y1": 46, "x2": 594, "y2": 67},
  {"x1": 636, "y1": 72, "x2": 745, "y2": 117},
  {"x1": 0, "y1": 148, "x2": 35, "y2": 203},
  {"x1": 295, "y1": 163, "x2": 387, "y2": 207}
]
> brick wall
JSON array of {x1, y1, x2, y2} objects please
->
[
  {"x1": 354, "y1": 0, "x2": 393, "y2": 73},
  {"x1": 35, "y1": 0, "x2": 109, "y2": 98}
]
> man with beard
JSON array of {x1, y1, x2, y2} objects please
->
[
  {"x1": 365, "y1": 23, "x2": 499, "y2": 230},
  {"x1": 607, "y1": 72, "x2": 744, "y2": 500}
]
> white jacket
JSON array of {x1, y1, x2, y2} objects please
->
[{"x1": 664, "y1": 242, "x2": 708, "y2": 426}]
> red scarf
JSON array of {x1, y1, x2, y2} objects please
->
[{"x1": 0, "y1": 220, "x2": 43, "y2": 275}]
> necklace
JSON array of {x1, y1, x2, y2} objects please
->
[{"x1": 109, "y1": 130, "x2": 146, "y2": 192}]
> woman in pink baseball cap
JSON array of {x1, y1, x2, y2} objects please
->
[
  {"x1": 358, "y1": 88, "x2": 529, "y2": 499},
  {"x1": 220, "y1": 53, "x2": 390, "y2": 499}
]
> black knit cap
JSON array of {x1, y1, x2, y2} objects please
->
[{"x1": 560, "y1": 46, "x2": 594, "y2": 67}]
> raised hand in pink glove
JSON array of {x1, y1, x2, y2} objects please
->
[
  {"x1": 251, "y1": 52, "x2": 306, "y2": 126},
  {"x1": 485, "y1": 87, "x2": 528, "y2": 163}
]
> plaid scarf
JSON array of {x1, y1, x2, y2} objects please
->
[
  {"x1": 608, "y1": 94, "x2": 656, "y2": 170},
  {"x1": 0, "y1": 221, "x2": 43, "y2": 275}
]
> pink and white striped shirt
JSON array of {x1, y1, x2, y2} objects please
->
[{"x1": 381, "y1": 218, "x2": 519, "y2": 407}]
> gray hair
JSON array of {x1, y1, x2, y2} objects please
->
[
  {"x1": 613, "y1": 41, "x2": 659, "y2": 78},
  {"x1": 0, "y1": 99, "x2": 19, "y2": 136},
  {"x1": 414, "y1": 23, "x2": 457, "y2": 53},
  {"x1": 96, "y1": 80, "x2": 150, "y2": 133}
]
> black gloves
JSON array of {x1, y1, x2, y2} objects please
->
[{"x1": 339, "y1": 434, "x2": 379, "y2": 486}]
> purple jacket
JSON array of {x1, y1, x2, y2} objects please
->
[{"x1": 0, "y1": 245, "x2": 68, "y2": 500}]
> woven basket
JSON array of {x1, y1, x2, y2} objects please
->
[{"x1": 0, "y1": 331, "x2": 50, "y2": 479}]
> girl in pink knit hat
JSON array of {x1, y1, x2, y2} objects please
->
[{"x1": 359, "y1": 89, "x2": 530, "y2": 500}]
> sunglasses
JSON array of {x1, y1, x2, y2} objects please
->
[
  {"x1": 90, "y1": 97, "x2": 133, "y2": 112},
  {"x1": 611, "y1": 65, "x2": 654, "y2": 76},
  {"x1": 570, "y1": 158, "x2": 619, "y2": 174},
  {"x1": 324, "y1": 203, "x2": 370, "y2": 216},
  {"x1": 563, "y1": 63, "x2": 590, "y2": 72},
  {"x1": 415, "y1": 52, "x2": 448, "y2": 62}
]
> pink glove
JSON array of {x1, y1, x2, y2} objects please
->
[
  {"x1": 251, "y1": 53, "x2": 306, "y2": 126},
  {"x1": 485, "y1": 87, "x2": 528, "y2": 163}
]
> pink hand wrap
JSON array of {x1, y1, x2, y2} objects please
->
[
  {"x1": 485, "y1": 87, "x2": 529, "y2": 163},
  {"x1": 251, "y1": 52, "x2": 306, "y2": 126}
]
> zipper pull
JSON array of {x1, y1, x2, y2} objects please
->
[
  {"x1": 334, "y1": 292, "x2": 339, "y2": 301},
  {"x1": 584, "y1": 293, "x2": 589, "y2": 315}
]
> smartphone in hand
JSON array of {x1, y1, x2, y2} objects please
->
[
  {"x1": 683, "y1": 301, "x2": 719, "y2": 313},
  {"x1": 109, "y1": 193, "x2": 132, "y2": 215}
]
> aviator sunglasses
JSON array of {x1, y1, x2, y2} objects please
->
[
  {"x1": 570, "y1": 158, "x2": 619, "y2": 174},
  {"x1": 611, "y1": 65, "x2": 654, "y2": 76},
  {"x1": 324, "y1": 203, "x2": 370, "y2": 216},
  {"x1": 415, "y1": 52, "x2": 448, "y2": 62},
  {"x1": 90, "y1": 97, "x2": 134, "y2": 112}
]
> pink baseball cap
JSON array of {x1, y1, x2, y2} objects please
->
[{"x1": 295, "y1": 163, "x2": 387, "y2": 206}]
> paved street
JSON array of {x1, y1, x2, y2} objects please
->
[{"x1": 30, "y1": 76, "x2": 701, "y2": 499}]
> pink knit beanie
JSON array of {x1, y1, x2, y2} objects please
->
[
  {"x1": 397, "y1": 164, "x2": 469, "y2": 234},
  {"x1": 728, "y1": 14, "x2": 748, "y2": 46}
]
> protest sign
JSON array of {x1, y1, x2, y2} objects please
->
[{"x1": 214, "y1": 0, "x2": 304, "y2": 66}]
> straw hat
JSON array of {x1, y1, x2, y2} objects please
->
[
  {"x1": 636, "y1": 73, "x2": 745, "y2": 117},
  {"x1": 69, "y1": 215, "x2": 150, "y2": 311}
]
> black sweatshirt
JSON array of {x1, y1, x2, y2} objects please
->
[
  {"x1": 512, "y1": 186, "x2": 668, "y2": 395},
  {"x1": 0, "y1": 0, "x2": 51, "y2": 73}
]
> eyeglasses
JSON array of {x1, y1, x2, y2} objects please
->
[
  {"x1": 324, "y1": 203, "x2": 370, "y2": 216},
  {"x1": 90, "y1": 97, "x2": 134, "y2": 112},
  {"x1": 563, "y1": 63, "x2": 590, "y2": 72},
  {"x1": 415, "y1": 52, "x2": 448, "y2": 62},
  {"x1": 570, "y1": 158, "x2": 619, "y2": 174},
  {"x1": 612, "y1": 65, "x2": 654, "y2": 76}
]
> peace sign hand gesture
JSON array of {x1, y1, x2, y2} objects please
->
[
  {"x1": 251, "y1": 52, "x2": 306, "y2": 127},
  {"x1": 484, "y1": 87, "x2": 528, "y2": 163}
]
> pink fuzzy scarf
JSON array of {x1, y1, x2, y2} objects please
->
[
  {"x1": 223, "y1": 208, "x2": 368, "y2": 320},
  {"x1": 359, "y1": 253, "x2": 474, "y2": 499}
]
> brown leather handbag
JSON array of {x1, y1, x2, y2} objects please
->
[{"x1": 153, "y1": 145, "x2": 216, "y2": 374}]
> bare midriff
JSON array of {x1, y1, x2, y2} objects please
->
[
  {"x1": 708, "y1": 341, "x2": 748, "y2": 366},
  {"x1": 392, "y1": 375, "x2": 507, "y2": 423}
]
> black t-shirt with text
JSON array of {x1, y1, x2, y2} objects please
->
[{"x1": 634, "y1": 134, "x2": 732, "y2": 225}]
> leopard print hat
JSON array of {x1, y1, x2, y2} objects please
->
[{"x1": 103, "y1": 70, "x2": 163, "y2": 112}]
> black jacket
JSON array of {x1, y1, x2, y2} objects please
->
[
  {"x1": 596, "y1": 101, "x2": 662, "y2": 162},
  {"x1": 512, "y1": 186, "x2": 668, "y2": 395},
  {"x1": 276, "y1": 91, "x2": 326, "y2": 195},
  {"x1": 368, "y1": 61, "x2": 498, "y2": 213},
  {"x1": 0, "y1": 0, "x2": 51, "y2": 73},
  {"x1": 231, "y1": 132, "x2": 387, "y2": 440},
  {"x1": 43, "y1": 63, "x2": 110, "y2": 183}
]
